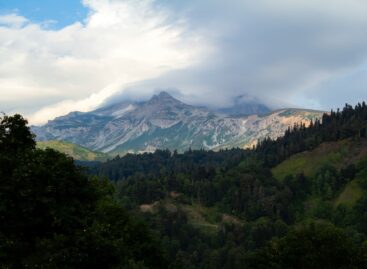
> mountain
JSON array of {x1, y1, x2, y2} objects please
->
[
  {"x1": 86, "y1": 102, "x2": 367, "y2": 268},
  {"x1": 37, "y1": 140, "x2": 109, "y2": 161},
  {"x1": 32, "y1": 91, "x2": 324, "y2": 154},
  {"x1": 5, "y1": 103, "x2": 367, "y2": 268},
  {"x1": 216, "y1": 95, "x2": 271, "y2": 116},
  {"x1": 217, "y1": 103, "x2": 270, "y2": 117}
]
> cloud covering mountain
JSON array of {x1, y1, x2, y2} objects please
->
[
  {"x1": 1, "y1": 0, "x2": 367, "y2": 124},
  {"x1": 32, "y1": 92, "x2": 324, "y2": 154}
]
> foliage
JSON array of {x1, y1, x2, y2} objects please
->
[
  {"x1": 3, "y1": 101, "x2": 367, "y2": 268},
  {"x1": 245, "y1": 222, "x2": 360, "y2": 269},
  {"x1": 0, "y1": 114, "x2": 166, "y2": 268},
  {"x1": 85, "y1": 103, "x2": 367, "y2": 268},
  {"x1": 257, "y1": 102, "x2": 367, "y2": 167}
]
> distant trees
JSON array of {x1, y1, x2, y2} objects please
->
[
  {"x1": 7, "y1": 101, "x2": 363, "y2": 268},
  {"x1": 83, "y1": 101, "x2": 367, "y2": 268},
  {"x1": 256, "y1": 102, "x2": 367, "y2": 167}
]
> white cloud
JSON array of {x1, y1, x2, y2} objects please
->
[
  {"x1": 0, "y1": 13, "x2": 28, "y2": 28},
  {"x1": 0, "y1": 0, "x2": 206, "y2": 124},
  {"x1": 2, "y1": 0, "x2": 367, "y2": 123},
  {"x1": 129, "y1": 0, "x2": 367, "y2": 110}
]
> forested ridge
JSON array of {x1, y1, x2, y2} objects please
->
[
  {"x1": 89, "y1": 102, "x2": 367, "y2": 268},
  {"x1": 257, "y1": 102, "x2": 367, "y2": 166},
  {"x1": 1, "y1": 102, "x2": 367, "y2": 268}
]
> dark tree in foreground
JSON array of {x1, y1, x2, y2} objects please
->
[
  {"x1": 245, "y1": 222, "x2": 360, "y2": 269},
  {"x1": 0, "y1": 114, "x2": 166, "y2": 268}
]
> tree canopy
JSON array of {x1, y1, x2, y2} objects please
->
[{"x1": 0, "y1": 114, "x2": 166, "y2": 268}]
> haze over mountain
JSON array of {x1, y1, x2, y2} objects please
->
[
  {"x1": 215, "y1": 95, "x2": 271, "y2": 117},
  {"x1": 32, "y1": 91, "x2": 323, "y2": 155},
  {"x1": 2, "y1": 0, "x2": 367, "y2": 123}
]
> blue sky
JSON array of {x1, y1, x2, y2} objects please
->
[
  {"x1": 1, "y1": 0, "x2": 367, "y2": 124},
  {"x1": 0, "y1": 0, "x2": 88, "y2": 29}
]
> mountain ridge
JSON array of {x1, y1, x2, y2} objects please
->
[{"x1": 32, "y1": 92, "x2": 325, "y2": 154}]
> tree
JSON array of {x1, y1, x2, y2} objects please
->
[
  {"x1": 0, "y1": 114, "x2": 166, "y2": 268},
  {"x1": 0, "y1": 114, "x2": 35, "y2": 153},
  {"x1": 245, "y1": 222, "x2": 360, "y2": 269}
]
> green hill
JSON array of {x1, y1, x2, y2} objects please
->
[
  {"x1": 272, "y1": 138, "x2": 367, "y2": 181},
  {"x1": 334, "y1": 179, "x2": 364, "y2": 207},
  {"x1": 37, "y1": 140, "x2": 109, "y2": 161},
  {"x1": 272, "y1": 138, "x2": 367, "y2": 208},
  {"x1": 76, "y1": 103, "x2": 367, "y2": 268}
]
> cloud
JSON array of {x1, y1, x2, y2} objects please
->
[
  {"x1": 0, "y1": 0, "x2": 206, "y2": 124},
  {"x1": 133, "y1": 0, "x2": 367, "y2": 109},
  {"x1": 0, "y1": 13, "x2": 28, "y2": 28},
  {"x1": 1, "y1": 0, "x2": 367, "y2": 124}
]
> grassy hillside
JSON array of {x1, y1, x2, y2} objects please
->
[
  {"x1": 37, "y1": 140, "x2": 109, "y2": 161},
  {"x1": 334, "y1": 179, "x2": 364, "y2": 207},
  {"x1": 139, "y1": 199, "x2": 242, "y2": 235},
  {"x1": 272, "y1": 138, "x2": 367, "y2": 209},
  {"x1": 272, "y1": 138, "x2": 367, "y2": 181}
]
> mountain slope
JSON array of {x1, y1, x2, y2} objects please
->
[
  {"x1": 216, "y1": 95, "x2": 271, "y2": 116},
  {"x1": 32, "y1": 91, "x2": 324, "y2": 154},
  {"x1": 271, "y1": 138, "x2": 367, "y2": 209},
  {"x1": 272, "y1": 138, "x2": 367, "y2": 181},
  {"x1": 83, "y1": 102, "x2": 367, "y2": 268},
  {"x1": 37, "y1": 140, "x2": 108, "y2": 161}
]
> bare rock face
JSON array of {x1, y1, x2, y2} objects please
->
[{"x1": 32, "y1": 91, "x2": 324, "y2": 154}]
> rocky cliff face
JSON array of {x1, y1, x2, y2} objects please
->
[{"x1": 32, "y1": 92, "x2": 324, "y2": 154}]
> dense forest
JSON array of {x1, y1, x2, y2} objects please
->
[
  {"x1": 89, "y1": 102, "x2": 367, "y2": 268},
  {"x1": 1, "y1": 102, "x2": 367, "y2": 268},
  {"x1": 0, "y1": 115, "x2": 166, "y2": 268}
]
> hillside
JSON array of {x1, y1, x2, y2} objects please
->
[
  {"x1": 37, "y1": 140, "x2": 108, "y2": 161},
  {"x1": 272, "y1": 138, "x2": 367, "y2": 180},
  {"x1": 93, "y1": 135, "x2": 367, "y2": 268},
  {"x1": 272, "y1": 138, "x2": 367, "y2": 209},
  {"x1": 4, "y1": 102, "x2": 367, "y2": 268},
  {"x1": 85, "y1": 102, "x2": 367, "y2": 268},
  {"x1": 32, "y1": 91, "x2": 324, "y2": 155}
]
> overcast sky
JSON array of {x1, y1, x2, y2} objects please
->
[{"x1": 1, "y1": 0, "x2": 367, "y2": 125}]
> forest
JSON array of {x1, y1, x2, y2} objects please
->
[
  {"x1": 1, "y1": 102, "x2": 367, "y2": 268},
  {"x1": 0, "y1": 115, "x2": 166, "y2": 268}
]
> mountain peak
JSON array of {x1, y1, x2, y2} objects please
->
[
  {"x1": 148, "y1": 91, "x2": 181, "y2": 104},
  {"x1": 157, "y1": 91, "x2": 172, "y2": 98}
]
